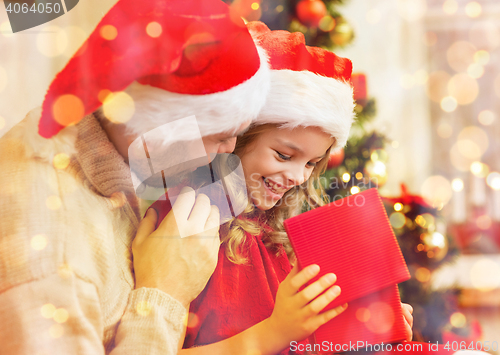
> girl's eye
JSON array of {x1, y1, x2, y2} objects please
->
[
  {"x1": 276, "y1": 151, "x2": 291, "y2": 160},
  {"x1": 307, "y1": 161, "x2": 317, "y2": 168}
]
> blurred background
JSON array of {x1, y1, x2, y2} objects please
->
[{"x1": 1, "y1": 0, "x2": 499, "y2": 348}]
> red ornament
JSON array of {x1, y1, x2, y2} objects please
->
[
  {"x1": 327, "y1": 148, "x2": 344, "y2": 168},
  {"x1": 351, "y1": 73, "x2": 367, "y2": 102},
  {"x1": 296, "y1": 0, "x2": 327, "y2": 27}
]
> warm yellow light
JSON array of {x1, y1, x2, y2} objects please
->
[
  {"x1": 478, "y1": 110, "x2": 495, "y2": 126},
  {"x1": 53, "y1": 308, "x2": 69, "y2": 323},
  {"x1": 251, "y1": 2, "x2": 260, "y2": 10},
  {"x1": 355, "y1": 172, "x2": 363, "y2": 180},
  {"x1": 442, "y1": 0, "x2": 458, "y2": 14},
  {"x1": 41, "y1": 304, "x2": 56, "y2": 319},
  {"x1": 470, "y1": 161, "x2": 488, "y2": 177},
  {"x1": 440, "y1": 96, "x2": 457, "y2": 112},
  {"x1": 146, "y1": 22, "x2": 162, "y2": 38},
  {"x1": 342, "y1": 173, "x2": 350, "y2": 183},
  {"x1": 100, "y1": 25, "x2": 117, "y2": 41},
  {"x1": 390, "y1": 212, "x2": 406, "y2": 229},
  {"x1": 467, "y1": 63, "x2": 484, "y2": 78},
  {"x1": 394, "y1": 203, "x2": 403, "y2": 211},
  {"x1": 31, "y1": 234, "x2": 48, "y2": 251},
  {"x1": 451, "y1": 178, "x2": 464, "y2": 192},
  {"x1": 465, "y1": 2, "x2": 482, "y2": 18},
  {"x1": 448, "y1": 74, "x2": 479, "y2": 105},
  {"x1": 350, "y1": 186, "x2": 360, "y2": 194},
  {"x1": 450, "y1": 312, "x2": 466, "y2": 328},
  {"x1": 474, "y1": 50, "x2": 490, "y2": 65},
  {"x1": 415, "y1": 267, "x2": 431, "y2": 282},
  {"x1": 53, "y1": 153, "x2": 70, "y2": 170},
  {"x1": 103, "y1": 92, "x2": 135, "y2": 124},
  {"x1": 487, "y1": 172, "x2": 500, "y2": 190}
]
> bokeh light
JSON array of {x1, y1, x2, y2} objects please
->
[
  {"x1": 319, "y1": 16, "x2": 335, "y2": 32},
  {"x1": 365, "y1": 302, "x2": 394, "y2": 334},
  {"x1": 478, "y1": 110, "x2": 495, "y2": 126},
  {"x1": 450, "y1": 312, "x2": 466, "y2": 328},
  {"x1": 427, "y1": 71, "x2": 450, "y2": 103},
  {"x1": 457, "y1": 126, "x2": 488, "y2": 158},
  {"x1": 49, "y1": 324, "x2": 64, "y2": 338},
  {"x1": 465, "y1": 2, "x2": 481, "y2": 18},
  {"x1": 437, "y1": 121, "x2": 453, "y2": 138},
  {"x1": 342, "y1": 173, "x2": 350, "y2": 182},
  {"x1": 469, "y1": 21, "x2": 500, "y2": 49},
  {"x1": 447, "y1": 74, "x2": 479, "y2": 105},
  {"x1": 36, "y1": 26, "x2": 68, "y2": 57},
  {"x1": 470, "y1": 258, "x2": 500, "y2": 291},
  {"x1": 100, "y1": 25, "x2": 117, "y2": 40},
  {"x1": 102, "y1": 92, "x2": 135, "y2": 124},
  {"x1": 350, "y1": 186, "x2": 360, "y2": 194},
  {"x1": 470, "y1": 161, "x2": 489, "y2": 177},
  {"x1": 53, "y1": 153, "x2": 70, "y2": 170},
  {"x1": 473, "y1": 50, "x2": 490, "y2": 65},
  {"x1": 451, "y1": 178, "x2": 464, "y2": 192},
  {"x1": 146, "y1": 22, "x2": 162, "y2": 38},
  {"x1": 251, "y1": 2, "x2": 259, "y2": 10},
  {"x1": 394, "y1": 202, "x2": 403, "y2": 211},
  {"x1": 440, "y1": 96, "x2": 457, "y2": 112},
  {"x1": 467, "y1": 63, "x2": 484, "y2": 78},
  {"x1": 31, "y1": 234, "x2": 48, "y2": 250},
  {"x1": 53, "y1": 308, "x2": 69, "y2": 323},
  {"x1": 355, "y1": 172, "x2": 363, "y2": 180},
  {"x1": 356, "y1": 308, "x2": 371, "y2": 322},
  {"x1": 421, "y1": 175, "x2": 452, "y2": 207},
  {"x1": 187, "y1": 312, "x2": 200, "y2": 328},
  {"x1": 442, "y1": 0, "x2": 458, "y2": 15},
  {"x1": 41, "y1": 304, "x2": 56, "y2": 318},
  {"x1": 136, "y1": 301, "x2": 152, "y2": 316},
  {"x1": 53, "y1": 94, "x2": 85, "y2": 127},
  {"x1": 0, "y1": 65, "x2": 7, "y2": 94},
  {"x1": 486, "y1": 172, "x2": 500, "y2": 190},
  {"x1": 390, "y1": 212, "x2": 406, "y2": 229},
  {"x1": 476, "y1": 215, "x2": 491, "y2": 230},
  {"x1": 415, "y1": 267, "x2": 431, "y2": 282},
  {"x1": 447, "y1": 41, "x2": 477, "y2": 72}
]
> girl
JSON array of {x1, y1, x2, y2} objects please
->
[{"x1": 148, "y1": 22, "x2": 413, "y2": 354}]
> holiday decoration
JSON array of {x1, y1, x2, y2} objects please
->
[
  {"x1": 327, "y1": 148, "x2": 344, "y2": 168},
  {"x1": 382, "y1": 185, "x2": 466, "y2": 342},
  {"x1": 296, "y1": 0, "x2": 327, "y2": 27}
]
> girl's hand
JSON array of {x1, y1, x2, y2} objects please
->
[
  {"x1": 266, "y1": 264, "x2": 347, "y2": 345},
  {"x1": 401, "y1": 303, "x2": 413, "y2": 341}
]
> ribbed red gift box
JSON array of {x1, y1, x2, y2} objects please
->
[{"x1": 284, "y1": 188, "x2": 411, "y2": 346}]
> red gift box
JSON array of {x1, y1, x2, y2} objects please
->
[{"x1": 284, "y1": 188, "x2": 410, "y2": 346}]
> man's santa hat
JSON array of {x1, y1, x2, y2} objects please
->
[
  {"x1": 248, "y1": 22, "x2": 355, "y2": 151},
  {"x1": 39, "y1": 0, "x2": 270, "y2": 138}
]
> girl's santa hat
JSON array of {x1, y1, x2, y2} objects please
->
[
  {"x1": 39, "y1": 0, "x2": 270, "y2": 138},
  {"x1": 248, "y1": 22, "x2": 355, "y2": 151}
]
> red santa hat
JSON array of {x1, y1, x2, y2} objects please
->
[
  {"x1": 39, "y1": 0, "x2": 270, "y2": 138},
  {"x1": 248, "y1": 22, "x2": 355, "y2": 151}
]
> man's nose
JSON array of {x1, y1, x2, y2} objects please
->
[{"x1": 217, "y1": 137, "x2": 237, "y2": 154}]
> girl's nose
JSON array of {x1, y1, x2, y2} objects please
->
[{"x1": 285, "y1": 164, "x2": 307, "y2": 186}]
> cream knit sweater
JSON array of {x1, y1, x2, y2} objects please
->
[{"x1": 0, "y1": 108, "x2": 186, "y2": 354}]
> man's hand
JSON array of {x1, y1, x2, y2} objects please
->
[
  {"x1": 401, "y1": 303, "x2": 413, "y2": 341},
  {"x1": 132, "y1": 187, "x2": 221, "y2": 309}
]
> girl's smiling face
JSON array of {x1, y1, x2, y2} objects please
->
[{"x1": 239, "y1": 126, "x2": 334, "y2": 210}]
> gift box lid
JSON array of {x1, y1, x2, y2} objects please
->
[{"x1": 284, "y1": 188, "x2": 410, "y2": 309}]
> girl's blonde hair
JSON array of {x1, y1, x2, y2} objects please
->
[{"x1": 219, "y1": 124, "x2": 332, "y2": 264}]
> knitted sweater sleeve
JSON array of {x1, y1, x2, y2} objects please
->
[{"x1": 0, "y1": 115, "x2": 186, "y2": 354}]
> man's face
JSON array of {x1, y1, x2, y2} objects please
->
[{"x1": 130, "y1": 119, "x2": 252, "y2": 191}]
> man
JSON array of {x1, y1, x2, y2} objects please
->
[{"x1": 0, "y1": 0, "x2": 269, "y2": 353}]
